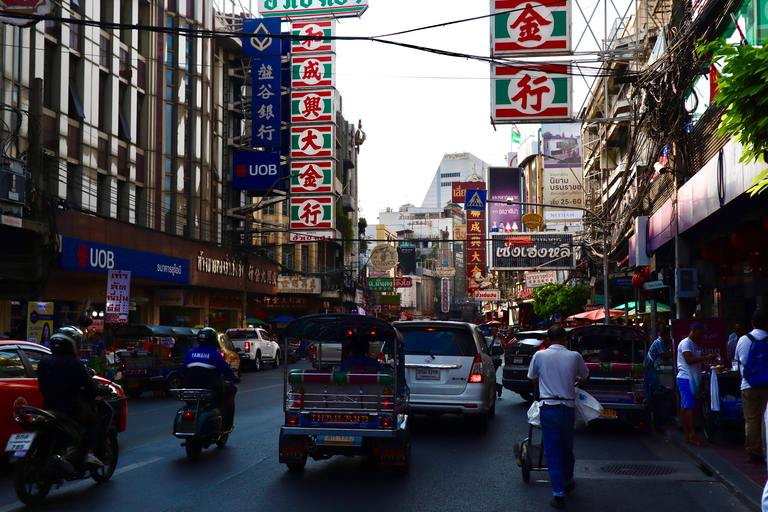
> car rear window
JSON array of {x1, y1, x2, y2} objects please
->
[
  {"x1": 227, "y1": 330, "x2": 258, "y2": 340},
  {"x1": 573, "y1": 335, "x2": 642, "y2": 364},
  {"x1": 398, "y1": 327, "x2": 478, "y2": 357}
]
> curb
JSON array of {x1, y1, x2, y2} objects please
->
[{"x1": 666, "y1": 429, "x2": 762, "y2": 512}]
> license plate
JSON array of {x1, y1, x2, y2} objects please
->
[
  {"x1": 320, "y1": 435, "x2": 360, "y2": 446},
  {"x1": 513, "y1": 357, "x2": 524, "y2": 364},
  {"x1": 6, "y1": 433, "x2": 35, "y2": 454},
  {"x1": 599, "y1": 409, "x2": 617, "y2": 419},
  {"x1": 416, "y1": 368, "x2": 440, "y2": 380},
  {"x1": 125, "y1": 381, "x2": 140, "y2": 388}
]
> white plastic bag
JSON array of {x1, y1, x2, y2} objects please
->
[
  {"x1": 574, "y1": 387, "x2": 603, "y2": 428},
  {"x1": 710, "y1": 367, "x2": 720, "y2": 412},
  {"x1": 527, "y1": 400, "x2": 542, "y2": 426}
]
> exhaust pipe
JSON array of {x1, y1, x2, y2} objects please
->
[{"x1": 305, "y1": 436, "x2": 316, "y2": 453}]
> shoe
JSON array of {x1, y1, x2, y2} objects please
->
[
  {"x1": 565, "y1": 481, "x2": 575, "y2": 496},
  {"x1": 550, "y1": 496, "x2": 565, "y2": 509},
  {"x1": 685, "y1": 439, "x2": 706, "y2": 446},
  {"x1": 747, "y1": 453, "x2": 765, "y2": 464},
  {"x1": 83, "y1": 453, "x2": 104, "y2": 468},
  {"x1": 497, "y1": 389, "x2": 503, "y2": 398}
]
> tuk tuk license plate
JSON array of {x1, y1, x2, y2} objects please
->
[
  {"x1": 513, "y1": 357, "x2": 524, "y2": 364},
  {"x1": 6, "y1": 433, "x2": 35, "y2": 454},
  {"x1": 600, "y1": 409, "x2": 617, "y2": 419},
  {"x1": 319, "y1": 435, "x2": 361, "y2": 447},
  {"x1": 416, "y1": 368, "x2": 440, "y2": 380}
]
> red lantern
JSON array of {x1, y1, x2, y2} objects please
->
[
  {"x1": 732, "y1": 222, "x2": 768, "y2": 255},
  {"x1": 702, "y1": 237, "x2": 747, "y2": 267},
  {"x1": 643, "y1": 266, "x2": 651, "y2": 279},
  {"x1": 632, "y1": 272, "x2": 647, "y2": 289}
]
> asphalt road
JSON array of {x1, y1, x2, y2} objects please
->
[{"x1": 0, "y1": 362, "x2": 748, "y2": 512}]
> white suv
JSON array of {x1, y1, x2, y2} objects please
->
[{"x1": 226, "y1": 328, "x2": 281, "y2": 371}]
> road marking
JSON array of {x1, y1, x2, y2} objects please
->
[{"x1": 0, "y1": 457, "x2": 164, "y2": 512}]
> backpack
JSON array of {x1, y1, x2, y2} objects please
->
[{"x1": 743, "y1": 333, "x2": 768, "y2": 388}]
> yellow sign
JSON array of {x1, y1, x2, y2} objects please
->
[{"x1": 27, "y1": 302, "x2": 54, "y2": 347}]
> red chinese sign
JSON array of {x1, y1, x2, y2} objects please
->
[
  {"x1": 491, "y1": 63, "x2": 572, "y2": 123},
  {"x1": 491, "y1": 0, "x2": 571, "y2": 56}
]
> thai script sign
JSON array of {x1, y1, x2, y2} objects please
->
[
  {"x1": 106, "y1": 270, "x2": 131, "y2": 323},
  {"x1": 492, "y1": 233, "x2": 575, "y2": 270},
  {"x1": 394, "y1": 277, "x2": 413, "y2": 288},
  {"x1": 474, "y1": 289, "x2": 501, "y2": 301},
  {"x1": 368, "y1": 278, "x2": 394, "y2": 292},
  {"x1": 369, "y1": 243, "x2": 398, "y2": 271},
  {"x1": 289, "y1": 230, "x2": 337, "y2": 242},
  {"x1": 196, "y1": 254, "x2": 278, "y2": 286},
  {"x1": 27, "y1": 302, "x2": 54, "y2": 346},
  {"x1": 491, "y1": 63, "x2": 572, "y2": 123},
  {"x1": 491, "y1": 0, "x2": 571, "y2": 56},
  {"x1": 435, "y1": 267, "x2": 456, "y2": 277},
  {"x1": 259, "y1": 0, "x2": 369, "y2": 19},
  {"x1": 451, "y1": 181, "x2": 486, "y2": 204},
  {"x1": 524, "y1": 270, "x2": 558, "y2": 288}
]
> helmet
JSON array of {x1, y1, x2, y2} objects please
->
[
  {"x1": 49, "y1": 326, "x2": 84, "y2": 356},
  {"x1": 197, "y1": 328, "x2": 218, "y2": 348}
]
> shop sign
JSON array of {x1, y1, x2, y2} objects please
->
[
  {"x1": 260, "y1": 295, "x2": 316, "y2": 309},
  {"x1": 289, "y1": 230, "x2": 337, "y2": 242},
  {"x1": 369, "y1": 243, "x2": 398, "y2": 271},
  {"x1": 524, "y1": 270, "x2": 558, "y2": 288},
  {"x1": 209, "y1": 295, "x2": 242, "y2": 310},
  {"x1": 26, "y1": 302, "x2": 54, "y2": 346},
  {"x1": 242, "y1": 18, "x2": 282, "y2": 57},
  {"x1": 291, "y1": 125, "x2": 334, "y2": 159},
  {"x1": 289, "y1": 195, "x2": 334, "y2": 230},
  {"x1": 251, "y1": 55, "x2": 282, "y2": 147},
  {"x1": 516, "y1": 287, "x2": 533, "y2": 300},
  {"x1": 259, "y1": 0, "x2": 369, "y2": 19},
  {"x1": 368, "y1": 278, "x2": 393, "y2": 292},
  {"x1": 542, "y1": 167, "x2": 583, "y2": 220},
  {"x1": 435, "y1": 267, "x2": 455, "y2": 277},
  {"x1": 291, "y1": 89, "x2": 335, "y2": 124},
  {"x1": 233, "y1": 151, "x2": 281, "y2": 191},
  {"x1": 291, "y1": 20, "x2": 335, "y2": 54},
  {"x1": 105, "y1": 270, "x2": 131, "y2": 324},
  {"x1": 452, "y1": 182, "x2": 485, "y2": 204},
  {"x1": 61, "y1": 237, "x2": 189, "y2": 284},
  {"x1": 196, "y1": 254, "x2": 278, "y2": 287},
  {"x1": 355, "y1": 289, "x2": 364, "y2": 305},
  {"x1": 291, "y1": 54, "x2": 335, "y2": 88},
  {"x1": 671, "y1": 318, "x2": 726, "y2": 363},
  {"x1": 491, "y1": 63, "x2": 572, "y2": 123},
  {"x1": 491, "y1": 0, "x2": 572, "y2": 56},
  {"x1": 453, "y1": 224, "x2": 467, "y2": 241},
  {"x1": 0, "y1": 0, "x2": 53, "y2": 27},
  {"x1": 394, "y1": 277, "x2": 412, "y2": 288},
  {"x1": 441, "y1": 277, "x2": 450, "y2": 313},
  {"x1": 492, "y1": 233, "x2": 574, "y2": 270},
  {"x1": 156, "y1": 289, "x2": 185, "y2": 307},
  {"x1": 584, "y1": 303, "x2": 601, "y2": 311},
  {"x1": 368, "y1": 270, "x2": 391, "y2": 278},
  {"x1": 277, "y1": 275, "x2": 322, "y2": 294},
  {"x1": 378, "y1": 294, "x2": 399, "y2": 306},
  {"x1": 290, "y1": 159, "x2": 334, "y2": 194},
  {"x1": 474, "y1": 289, "x2": 501, "y2": 301}
]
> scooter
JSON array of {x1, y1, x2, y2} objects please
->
[
  {"x1": 9, "y1": 396, "x2": 120, "y2": 505},
  {"x1": 171, "y1": 388, "x2": 233, "y2": 459}
]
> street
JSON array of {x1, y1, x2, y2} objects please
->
[{"x1": 0, "y1": 365, "x2": 749, "y2": 512}]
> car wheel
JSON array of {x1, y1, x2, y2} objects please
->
[
  {"x1": 253, "y1": 353, "x2": 262, "y2": 372},
  {"x1": 164, "y1": 373, "x2": 184, "y2": 397},
  {"x1": 518, "y1": 392, "x2": 533, "y2": 402},
  {"x1": 272, "y1": 350, "x2": 281, "y2": 369},
  {"x1": 235, "y1": 366, "x2": 242, "y2": 380}
]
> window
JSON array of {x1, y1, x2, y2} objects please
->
[
  {"x1": 98, "y1": 174, "x2": 112, "y2": 217},
  {"x1": 21, "y1": 349, "x2": 46, "y2": 375},
  {"x1": 301, "y1": 245, "x2": 309, "y2": 273},
  {"x1": 263, "y1": 244, "x2": 276, "y2": 260},
  {"x1": 282, "y1": 245, "x2": 295, "y2": 270},
  {"x1": 263, "y1": 202, "x2": 276, "y2": 216},
  {"x1": 68, "y1": 55, "x2": 85, "y2": 119},
  {"x1": 98, "y1": 71, "x2": 110, "y2": 132},
  {"x1": 118, "y1": 84, "x2": 131, "y2": 141},
  {"x1": 43, "y1": 41, "x2": 56, "y2": 110},
  {"x1": 0, "y1": 349, "x2": 26, "y2": 378},
  {"x1": 441, "y1": 182, "x2": 451, "y2": 187},
  {"x1": 66, "y1": 163, "x2": 82, "y2": 207}
]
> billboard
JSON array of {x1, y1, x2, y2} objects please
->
[
  {"x1": 233, "y1": 151, "x2": 281, "y2": 191},
  {"x1": 259, "y1": 0, "x2": 369, "y2": 19},
  {"x1": 491, "y1": 63, "x2": 572, "y2": 123},
  {"x1": 491, "y1": 0, "x2": 572, "y2": 56},
  {"x1": 290, "y1": 20, "x2": 335, "y2": 54},
  {"x1": 491, "y1": 233, "x2": 575, "y2": 270},
  {"x1": 488, "y1": 167, "x2": 521, "y2": 234},
  {"x1": 542, "y1": 123, "x2": 583, "y2": 221}
]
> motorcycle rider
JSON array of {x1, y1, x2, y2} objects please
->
[
  {"x1": 181, "y1": 328, "x2": 237, "y2": 429},
  {"x1": 37, "y1": 326, "x2": 111, "y2": 467}
]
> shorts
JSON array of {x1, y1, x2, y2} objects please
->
[{"x1": 677, "y1": 378, "x2": 697, "y2": 409}]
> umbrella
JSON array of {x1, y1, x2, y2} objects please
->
[
  {"x1": 566, "y1": 309, "x2": 625, "y2": 322},
  {"x1": 271, "y1": 315, "x2": 295, "y2": 323},
  {"x1": 246, "y1": 318, "x2": 268, "y2": 326},
  {"x1": 484, "y1": 320, "x2": 502, "y2": 325}
]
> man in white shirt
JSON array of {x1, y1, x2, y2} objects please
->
[
  {"x1": 676, "y1": 323, "x2": 716, "y2": 446},
  {"x1": 727, "y1": 322, "x2": 748, "y2": 364},
  {"x1": 528, "y1": 325, "x2": 589, "y2": 509},
  {"x1": 734, "y1": 310, "x2": 768, "y2": 464}
]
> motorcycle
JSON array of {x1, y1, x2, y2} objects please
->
[
  {"x1": 171, "y1": 388, "x2": 234, "y2": 459},
  {"x1": 8, "y1": 395, "x2": 121, "y2": 505}
]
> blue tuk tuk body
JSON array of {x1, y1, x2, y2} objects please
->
[
  {"x1": 279, "y1": 314, "x2": 411, "y2": 474},
  {"x1": 113, "y1": 325, "x2": 199, "y2": 397}
]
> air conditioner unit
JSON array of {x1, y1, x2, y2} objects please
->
[{"x1": 676, "y1": 268, "x2": 698, "y2": 298}]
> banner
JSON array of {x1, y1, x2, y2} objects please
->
[
  {"x1": 542, "y1": 123, "x2": 583, "y2": 221},
  {"x1": 106, "y1": 270, "x2": 131, "y2": 324},
  {"x1": 488, "y1": 167, "x2": 521, "y2": 233},
  {"x1": 27, "y1": 302, "x2": 54, "y2": 346}
]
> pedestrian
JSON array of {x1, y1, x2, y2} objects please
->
[
  {"x1": 727, "y1": 321, "x2": 748, "y2": 365},
  {"x1": 90, "y1": 332, "x2": 106, "y2": 376},
  {"x1": 734, "y1": 310, "x2": 768, "y2": 464},
  {"x1": 491, "y1": 326, "x2": 503, "y2": 398},
  {"x1": 646, "y1": 326, "x2": 672, "y2": 394},
  {"x1": 527, "y1": 324, "x2": 589, "y2": 509},
  {"x1": 676, "y1": 323, "x2": 717, "y2": 446}
]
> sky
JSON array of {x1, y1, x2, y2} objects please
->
[{"x1": 242, "y1": 0, "x2": 633, "y2": 222}]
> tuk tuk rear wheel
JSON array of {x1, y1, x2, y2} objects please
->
[
  {"x1": 286, "y1": 452, "x2": 307, "y2": 472},
  {"x1": 164, "y1": 374, "x2": 184, "y2": 397},
  {"x1": 185, "y1": 440, "x2": 203, "y2": 459},
  {"x1": 216, "y1": 433, "x2": 229, "y2": 448}
]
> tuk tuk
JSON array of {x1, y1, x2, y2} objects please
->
[
  {"x1": 278, "y1": 314, "x2": 411, "y2": 474},
  {"x1": 113, "y1": 325, "x2": 199, "y2": 398}
]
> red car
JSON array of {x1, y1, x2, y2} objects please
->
[{"x1": 0, "y1": 340, "x2": 127, "y2": 454}]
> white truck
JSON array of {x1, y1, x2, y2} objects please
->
[{"x1": 226, "y1": 327, "x2": 281, "y2": 371}]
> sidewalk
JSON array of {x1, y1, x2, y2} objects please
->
[{"x1": 667, "y1": 426, "x2": 765, "y2": 512}]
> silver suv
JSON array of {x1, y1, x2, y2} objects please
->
[{"x1": 393, "y1": 321, "x2": 500, "y2": 432}]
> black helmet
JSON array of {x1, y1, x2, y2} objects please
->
[
  {"x1": 197, "y1": 328, "x2": 218, "y2": 348},
  {"x1": 49, "y1": 326, "x2": 83, "y2": 356}
]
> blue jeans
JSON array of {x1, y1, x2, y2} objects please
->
[{"x1": 540, "y1": 405, "x2": 576, "y2": 497}]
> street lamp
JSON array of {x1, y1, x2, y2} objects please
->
[{"x1": 487, "y1": 198, "x2": 612, "y2": 325}]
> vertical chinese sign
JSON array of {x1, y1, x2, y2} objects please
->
[
  {"x1": 490, "y1": 0, "x2": 573, "y2": 124},
  {"x1": 106, "y1": 270, "x2": 131, "y2": 324},
  {"x1": 464, "y1": 183, "x2": 488, "y2": 294}
]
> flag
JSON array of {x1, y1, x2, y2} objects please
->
[
  {"x1": 709, "y1": 64, "x2": 721, "y2": 104},
  {"x1": 659, "y1": 144, "x2": 668, "y2": 166},
  {"x1": 511, "y1": 125, "x2": 521, "y2": 145}
]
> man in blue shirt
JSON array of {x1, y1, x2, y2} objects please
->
[
  {"x1": 182, "y1": 328, "x2": 237, "y2": 428},
  {"x1": 645, "y1": 326, "x2": 672, "y2": 395}
]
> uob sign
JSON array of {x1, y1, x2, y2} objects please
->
[{"x1": 233, "y1": 151, "x2": 282, "y2": 191}]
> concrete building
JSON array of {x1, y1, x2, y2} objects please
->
[{"x1": 420, "y1": 152, "x2": 489, "y2": 208}]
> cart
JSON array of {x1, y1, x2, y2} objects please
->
[
  {"x1": 701, "y1": 368, "x2": 744, "y2": 443},
  {"x1": 513, "y1": 389, "x2": 547, "y2": 482}
]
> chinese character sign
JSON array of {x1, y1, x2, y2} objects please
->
[
  {"x1": 292, "y1": 54, "x2": 335, "y2": 88},
  {"x1": 291, "y1": 89, "x2": 335, "y2": 123},
  {"x1": 492, "y1": 63, "x2": 572, "y2": 122},
  {"x1": 452, "y1": 181, "x2": 485, "y2": 204},
  {"x1": 106, "y1": 270, "x2": 131, "y2": 323},
  {"x1": 491, "y1": 0, "x2": 571, "y2": 56},
  {"x1": 291, "y1": 125, "x2": 334, "y2": 158},
  {"x1": 291, "y1": 20, "x2": 335, "y2": 54},
  {"x1": 291, "y1": 160, "x2": 333, "y2": 193},
  {"x1": 252, "y1": 55, "x2": 282, "y2": 147},
  {"x1": 290, "y1": 195, "x2": 334, "y2": 230}
]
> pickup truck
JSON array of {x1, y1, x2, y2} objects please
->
[
  {"x1": 226, "y1": 327, "x2": 281, "y2": 371},
  {"x1": 566, "y1": 325, "x2": 651, "y2": 430}
]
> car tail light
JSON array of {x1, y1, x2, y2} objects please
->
[
  {"x1": 182, "y1": 411, "x2": 195, "y2": 421},
  {"x1": 286, "y1": 414, "x2": 299, "y2": 425},
  {"x1": 382, "y1": 398, "x2": 393, "y2": 409},
  {"x1": 381, "y1": 416, "x2": 392, "y2": 428},
  {"x1": 469, "y1": 353, "x2": 483, "y2": 383},
  {"x1": 635, "y1": 394, "x2": 645, "y2": 403},
  {"x1": 245, "y1": 341, "x2": 250, "y2": 353}
]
